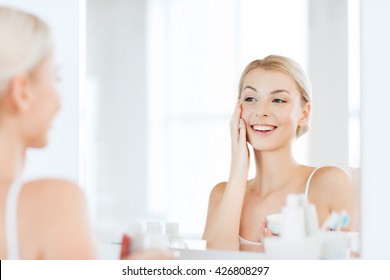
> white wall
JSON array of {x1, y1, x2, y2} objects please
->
[
  {"x1": 0, "y1": 0, "x2": 80, "y2": 183},
  {"x1": 308, "y1": 0, "x2": 349, "y2": 170},
  {"x1": 86, "y1": 0, "x2": 148, "y2": 238},
  {"x1": 360, "y1": 0, "x2": 390, "y2": 259}
]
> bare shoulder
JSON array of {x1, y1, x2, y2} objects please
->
[
  {"x1": 24, "y1": 178, "x2": 82, "y2": 190},
  {"x1": 20, "y1": 179, "x2": 86, "y2": 220},
  {"x1": 309, "y1": 166, "x2": 352, "y2": 210},
  {"x1": 210, "y1": 181, "x2": 227, "y2": 196},
  {"x1": 20, "y1": 179, "x2": 95, "y2": 259},
  {"x1": 22, "y1": 179, "x2": 84, "y2": 204},
  {"x1": 311, "y1": 166, "x2": 351, "y2": 187},
  {"x1": 206, "y1": 182, "x2": 226, "y2": 206}
]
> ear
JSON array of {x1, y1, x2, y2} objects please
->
[
  {"x1": 298, "y1": 102, "x2": 311, "y2": 126},
  {"x1": 7, "y1": 74, "x2": 32, "y2": 113}
]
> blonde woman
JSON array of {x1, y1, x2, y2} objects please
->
[
  {"x1": 202, "y1": 55, "x2": 354, "y2": 251},
  {"x1": 0, "y1": 6, "x2": 172, "y2": 260}
]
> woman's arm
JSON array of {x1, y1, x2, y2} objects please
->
[
  {"x1": 202, "y1": 103, "x2": 249, "y2": 250},
  {"x1": 202, "y1": 180, "x2": 246, "y2": 250}
]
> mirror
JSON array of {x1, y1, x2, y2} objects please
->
[{"x1": 83, "y1": 0, "x2": 360, "y2": 252}]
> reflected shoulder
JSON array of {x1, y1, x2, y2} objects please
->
[
  {"x1": 314, "y1": 166, "x2": 351, "y2": 184},
  {"x1": 310, "y1": 166, "x2": 353, "y2": 208},
  {"x1": 208, "y1": 182, "x2": 227, "y2": 205},
  {"x1": 210, "y1": 181, "x2": 227, "y2": 196}
]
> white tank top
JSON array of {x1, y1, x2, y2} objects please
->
[
  {"x1": 4, "y1": 178, "x2": 23, "y2": 259},
  {"x1": 239, "y1": 167, "x2": 322, "y2": 246}
]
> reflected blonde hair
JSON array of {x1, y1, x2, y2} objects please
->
[
  {"x1": 0, "y1": 6, "x2": 50, "y2": 96},
  {"x1": 238, "y1": 55, "x2": 312, "y2": 138}
]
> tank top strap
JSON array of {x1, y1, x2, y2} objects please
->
[
  {"x1": 304, "y1": 167, "x2": 323, "y2": 199},
  {"x1": 5, "y1": 177, "x2": 24, "y2": 260}
]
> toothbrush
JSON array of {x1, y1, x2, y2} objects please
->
[
  {"x1": 334, "y1": 210, "x2": 350, "y2": 231},
  {"x1": 321, "y1": 211, "x2": 339, "y2": 231}
]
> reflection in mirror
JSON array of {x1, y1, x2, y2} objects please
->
[{"x1": 83, "y1": 0, "x2": 360, "y2": 257}]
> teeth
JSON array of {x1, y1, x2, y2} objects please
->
[{"x1": 253, "y1": 125, "x2": 275, "y2": 131}]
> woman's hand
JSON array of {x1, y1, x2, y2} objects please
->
[
  {"x1": 261, "y1": 220, "x2": 279, "y2": 241},
  {"x1": 229, "y1": 102, "x2": 250, "y2": 181},
  {"x1": 120, "y1": 234, "x2": 176, "y2": 260},
  {"x1": 202, "y1": 102, "x2": 251, "y2": 250}
]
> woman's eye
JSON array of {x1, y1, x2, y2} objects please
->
[
  {"x1": 244, "y1": 97, "x2": 257, "y2": 103},
  {"x1": 272, "y1": 98, "x2": 286, "y2": 103}
]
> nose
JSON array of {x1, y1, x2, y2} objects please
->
[{"x1": 255, "y1": 100, "x2": 270, "y2": 117}]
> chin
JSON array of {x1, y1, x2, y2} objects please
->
[
  {"x1": 247, "y1": 138, "x2": 274, "y2": 151},
  {"x1": 30, "y1": 138, "x2": 49, "y2": 148},
  {"x1": 250, "y1": 144, "x2": 279, "y2": 152}
]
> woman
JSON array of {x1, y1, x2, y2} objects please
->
[
  {"x1": 0, "y1": 6, "x2": 172, "y2": 260},
  {"x1": 202, "y1": 55, "x2": 354, "y2": 251}
]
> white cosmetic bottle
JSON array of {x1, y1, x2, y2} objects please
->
[
  {"x1": 165, "y1": 222, "x2": 187, "y2": 249},
  {"x1": 143, "y1": 222, "x2": 168, "y2": 249},
  {"x1": 281, "y1": 194, "x2": 305, "y2": 241},
  {"x1": 298, "y1": 194, "x2": 320, "y2": 237},
  {"x1": 264, "y1": 194, "x2": 322, "y2": 259},
  {"x1": 127, "y1": 222, "x2": 144, "y2": 252}
]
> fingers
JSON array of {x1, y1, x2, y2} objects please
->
[
  {"x1": 120, "y1": 234, "x2": 131, "y2": 259},
  {"x1": 261, "y1": 220, "x2": 278, "y2": 238},
  {"x1": 239, "y1": 118, "x2": 246, "y2": 143},
  {"x1": 120, "y1": 233, "x2": 177, "y2": 260},
  {"x1": 230, "y1": 102, "x2": 243, "y2": 145},
  {"x1": 263, "y1": 227, "x2": 274, "y2": 237},
  {"x1": 230, "y1": 102, "x2": 241, "y2": 131}
]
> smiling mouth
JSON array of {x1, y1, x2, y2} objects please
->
[{"x1": 251, "y1": 125, "x2": 277, "y2": 133}]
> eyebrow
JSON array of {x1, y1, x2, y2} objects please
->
[
  {"x1": 270, "y1": 89, "x2": 291, "y2": 95},
  {"x1": 242, "y1": 86, "x2": 291, "y2": 95},
  {"x1": 243, "y1": 85, "x2": 257, "y2": 92}
]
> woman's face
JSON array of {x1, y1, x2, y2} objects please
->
[
  {"x1": 239, "y1": 68, "x2": 309, "y2": 151},
  {"x1": 23, "y1": 51, "x2": 61, "y2": 147}
]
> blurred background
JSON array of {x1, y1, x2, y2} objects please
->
[{"x1": 2, "y1": 0, "x2": 375, "y2": 254}]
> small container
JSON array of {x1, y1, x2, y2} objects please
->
[
  {"x1": 165, "y1": 222, "x2": 187, "y2": 249},
  {"x1": 298, "y1": 195, "x2": 320, "y2": 237},
  {"x1": 348, "y1": 231, "x2": 360, "y2": 256},
  {"x1": 281, "y1": 194, "x2": 305, "y2": 240},
  {"x1": 264, "y1": 236, "x2": 321, "y2": 259},
  {"x1": 143, "y1": 222, "x2": 168, "y2": 249},
  {"x1": 320, "y1": 231, "x2": 350, "y2": 259},
  {"x1": 127, "y1": 223, "x2": 144, "y2": 252},
  {"x1": 265, "y1": 213, "x2": 282, "y2": 235}
]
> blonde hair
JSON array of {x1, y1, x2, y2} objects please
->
[
  {"x1": 238, "y1": 55, "x2": 312, "y2": 138},
  {"x1": 0, "y1": 7, "x2": 51, "y2": 96}
]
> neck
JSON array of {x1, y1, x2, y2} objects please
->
[
  {"x1": 251, "y1": 144, "x2": 300, "y2": 195},
  {"x1": 0, "y1": 128, "x2": 25, "y2": 182}
]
